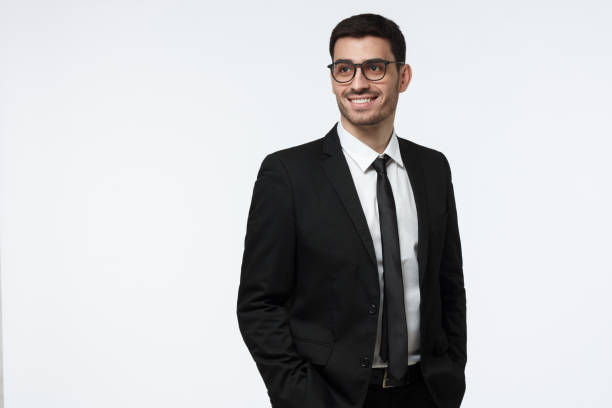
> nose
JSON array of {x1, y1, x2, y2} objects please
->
[{"x1": 350, "y1": 65, "x2": 370, "y2": 92}]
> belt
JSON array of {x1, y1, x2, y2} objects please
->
[{"x1": 369, "y1": 362, "x2": 423, "y2": 389}]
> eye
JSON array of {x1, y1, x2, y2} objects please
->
[
  {"x1": 334, "y1": 63, "x2": 354, "y2": 76},
  {"x1": 367, "y1": 62, "x2": 385, "y2": 72}
]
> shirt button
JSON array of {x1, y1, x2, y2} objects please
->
[
  {"x1": 360, "y1": 356, "x2": 370, "y2": 368},
  {"x1": 368, "y1": 304, "x2": 377, "y2": 314}
]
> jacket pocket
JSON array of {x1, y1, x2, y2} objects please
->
[{"x1": 293, "y1": 336, "x2": 333, "y2": 366}]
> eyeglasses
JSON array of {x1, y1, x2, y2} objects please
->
[{"x1": 327, "y1": 59, "x2": 405, "y2": 83}]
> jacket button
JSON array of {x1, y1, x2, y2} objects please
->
[
  {"x1": 368, "y1": 304, "x2": 377, "y2": 314},
  {"x1": 360, "y1": 356, "x2": 370, "y2": 368}
]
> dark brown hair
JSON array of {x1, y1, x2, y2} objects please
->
[{"x1": 329, "y1": 13, "x2": 406, "y2": 62}]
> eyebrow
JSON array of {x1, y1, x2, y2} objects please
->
[{"x1": 333, "y1": 58, "x2": 387, "y2": 64}]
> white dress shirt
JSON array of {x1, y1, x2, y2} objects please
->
[{"x1": 336, "y1": 120, "x2": 421, "y2": 367}]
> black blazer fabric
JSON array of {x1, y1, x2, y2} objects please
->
[{"x1": 237, "y1": 124, "x2": 467, "y2": 408}]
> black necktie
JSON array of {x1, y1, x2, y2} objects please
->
[{"x1": 372, "y1": 154, "x2": 408, "y2": 382}]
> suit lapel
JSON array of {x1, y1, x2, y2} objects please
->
[
  {"x1": 321, "y1": 124, "x2": 378, "y2": 268},
  {"x1": 398, "y1": 137, "x2": 430, "y2": 287},
  {"x1": 320, "y1": 123, "x2": 431, "y2": 286}
]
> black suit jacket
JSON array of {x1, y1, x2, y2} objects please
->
[{"x1": 237, "y1": 123, "x2": 467, "y2": 408}]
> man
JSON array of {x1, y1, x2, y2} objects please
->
[{"x1": 237, "y1": 13, "x2": 466, "y2": 408}]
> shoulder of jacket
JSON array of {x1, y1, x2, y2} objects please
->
[
  {"x1": 397, "y1": 136, "x2": 447, "y2": 163},
  {"x1": 262, "y1": 135, "x2": 326, "y2": 170},
  {"x1": 270, "y1": 137, "x2": 323, "y2": 157}
]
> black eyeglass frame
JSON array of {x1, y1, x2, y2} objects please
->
[{"x1": 326, "y1": 58, "x2": 405, "y2": 83}]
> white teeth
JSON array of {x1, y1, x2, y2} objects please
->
[{"x1": 351, "y1": 98, "x2": 371, "y2": 104}]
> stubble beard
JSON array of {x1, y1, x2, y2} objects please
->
[{"x1": 336, "y1": 87, "x2": 400, "y2": 128}]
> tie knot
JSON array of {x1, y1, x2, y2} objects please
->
[{"x1": 372, "y1": 154, "x2": 391, "y2": 175}]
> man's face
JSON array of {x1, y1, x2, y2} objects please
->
[{"x1": 331, "y1": 35, "x2": 411, "y2": 127}]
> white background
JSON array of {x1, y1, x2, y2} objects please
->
[{"x1": 1, "y1": 1, "x2": 611, "y2": 407}]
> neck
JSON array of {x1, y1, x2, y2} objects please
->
[{"x1": 340, "y1": 114, "x2": 395, "y2": 154}]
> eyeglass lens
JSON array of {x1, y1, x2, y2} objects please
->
[{"x1": 332, "y1": 61, "x2": 387, "y2": 82}]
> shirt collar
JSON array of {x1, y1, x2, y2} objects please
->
[{"x1": 336, "y1": 120, "x2": 404, "y2": 173}]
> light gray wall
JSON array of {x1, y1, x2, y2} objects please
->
[
  {"x1": 1, "y1": 0, "x2": 611, "y2": 407},
  {"x1": 0, "y1": 259, "x2": 3, "y2": 408}
]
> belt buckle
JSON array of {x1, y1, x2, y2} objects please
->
[{"x1": 382, "y1": 368, "x2": 398, "y2": 389}]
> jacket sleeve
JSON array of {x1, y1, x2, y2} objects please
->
[
  {"x1": 237, "y1": 153, "x2": 328, "y2": 408},
  {"x1": 439, "y1": 153, "x2": 467, "y2": 368}
]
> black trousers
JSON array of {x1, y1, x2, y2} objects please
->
[{"x1": 362, "y1": 378, "x2": 438, "y2": 408}]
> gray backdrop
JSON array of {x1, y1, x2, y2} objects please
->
[{"x1": 1, "y1": 0, "x2": 611, "y2": 407}]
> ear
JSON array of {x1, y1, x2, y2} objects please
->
[{"x1": 398, "y1": 63, "x2": 412, "y2": 93}]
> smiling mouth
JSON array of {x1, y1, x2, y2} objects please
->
[{"x1": 347, "y1": 95, "x2": 378, "y2": 108}]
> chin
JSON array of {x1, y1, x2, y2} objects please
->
[
  {"x1": 346, "y1": 116, "x2": 382, "y2": 126},
  {"x1": 342, "y1": 108, "x2": 388, "y2": 127}
]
